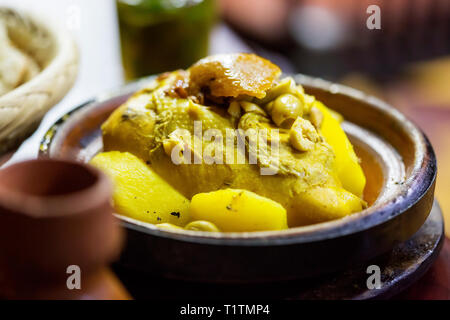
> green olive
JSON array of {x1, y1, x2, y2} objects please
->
[
  {"x1": 309, "y1": 106, "x2": 324, "y2": 129},
  {"x1": 289, "y1": 117, "x2": 319, "y2": 152},
  {"x1": 271, "y1": 94, "x2": 303, "y2": 128},
  {"x1": 227, "y1": 101, "x2": 241, "y2": 118},
  {"x1": 257, "y1": 77, "x2": 298, "y2": 104},
  {"x1": 240, "y1": 101, "x2": 267, "y2": 116},
  {"x1": 155, "y1": 223, "x2": 184, "y2": 231},
  {"x1": 185, "y1": 220, "x2": 220, "y2": 232}
]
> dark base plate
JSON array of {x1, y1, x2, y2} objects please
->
[{"x1": 113, "y1": 201, "x2": 444, "y2": 300}]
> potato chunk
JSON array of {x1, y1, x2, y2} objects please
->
[
  {"x1": 90, "y1": 151, "x2": 190, "y2": 226},
  {"x1": 290, "y1": 186, "x2": 366, "y2": 226},
  {"x1": 190, "y1": 189, "x2": 288, "y2": 232},
  {"x1": 314, "y1": 101, "x2": 366, "y2": 198}
]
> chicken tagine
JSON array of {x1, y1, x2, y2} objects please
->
[{"x1": 91, "y1": 53, "x2": 367, "y2": 233}]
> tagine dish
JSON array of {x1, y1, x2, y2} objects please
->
[{"x1": 90, "y1": 53, "x2": 368, "y2": 232}]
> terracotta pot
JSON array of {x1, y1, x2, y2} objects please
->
[{"x1": 0, "y1": 158, "x2": 129, "y2": 299}]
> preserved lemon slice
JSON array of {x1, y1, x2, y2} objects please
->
[{"x1": 189, "y1": 53, "x2": 281, "y2": 99}]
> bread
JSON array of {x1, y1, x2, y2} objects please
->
[
  {"x1": 0, "y1": 8, "x2": 78, "y2": 154},
  {"x1": 0, "y1": 20, "x2": 40, "y2": 96}
]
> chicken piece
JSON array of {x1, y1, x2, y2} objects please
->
[
  {"x1": 189, "y1": 53, "x2": 281, "y2": 99},
  {"x1": 102, "y1": 55, "x2": 366, "y2": 227}
]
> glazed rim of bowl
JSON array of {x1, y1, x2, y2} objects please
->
[{"x1": 40, "y1": 74, "x2": 436, "y2": 245}]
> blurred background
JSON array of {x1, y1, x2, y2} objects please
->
[{"x1": 2, "y1": 0, "x2": 450, "y2": 236}]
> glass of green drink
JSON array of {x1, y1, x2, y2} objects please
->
[{"x1": 117, "y1": 0, "x2": 217, "y2": 80}]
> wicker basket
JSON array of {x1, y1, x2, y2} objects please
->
[{"x1": 0, "y1": 8, "x2": 78, "y2": 154}]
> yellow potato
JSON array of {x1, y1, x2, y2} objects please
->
[
  {"x1": 90, "y1": 151, "x2": 190, "y2": 226},
  {"x1": 314, "y1": 101, "x2": 366, "y2": 198},
  {"x1": 190, "y1": 189, "x2": 288, "y2": 232},
  {"x1": 290, "y1": 186, "x2": 366, "y2": 226}
]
